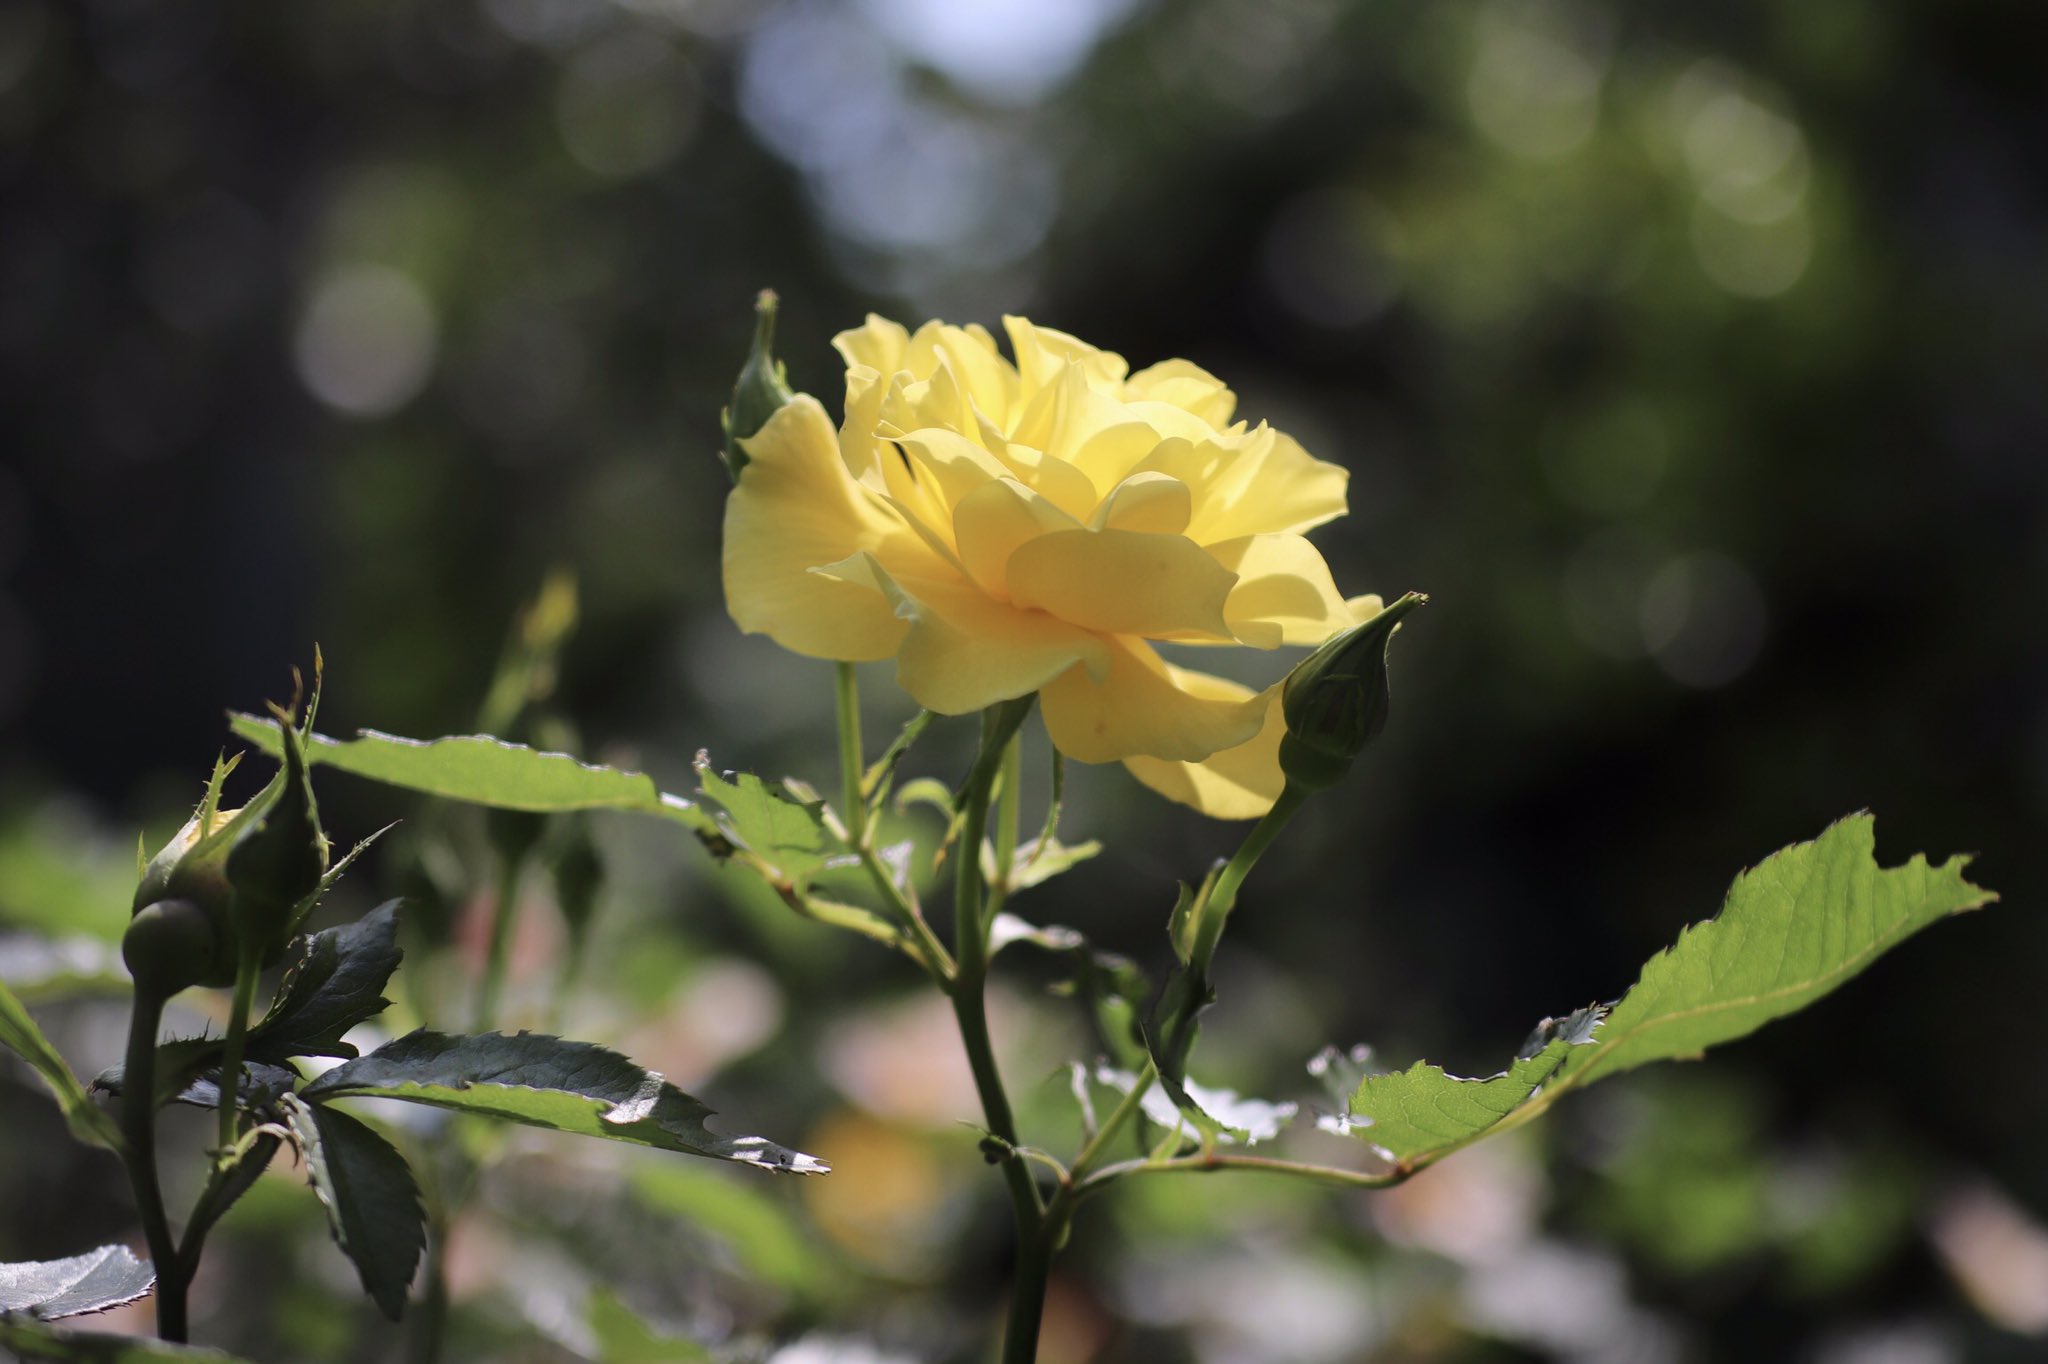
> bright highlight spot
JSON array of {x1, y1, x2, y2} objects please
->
[{"x1": 294, "y1": 264, "x2": 439, "y2": 417}]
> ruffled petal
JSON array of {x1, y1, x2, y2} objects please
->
[
  {"x1": 950, "y1": 477, "x2": 1084, "y2": 598},
  {"x1": 722, "y1": 396, "x2": 912, "y2": 661},
  {"x1": 1209, "y1": 533, "x2": 1354, "y2": 648},
  {"x1": 1008, "y1": 529, "x2": 1237, "y2": 641},
  {"x1": 1040, "y1": 636, "x2": 1266, "y2": 764},
  {"x1": 1123, "y1": 681, "x2": 1286, "y2": 819},
  {"x1": 849, "y1": 560, "x2": 1109, "y2": 716},
  {"x1": 1124, "y1": 358, "x2": 1237, "y2": 429}
]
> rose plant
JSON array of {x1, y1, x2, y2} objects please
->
[{"x1": 0, "y1": 295, "x2": 1995, "y2": 1363}]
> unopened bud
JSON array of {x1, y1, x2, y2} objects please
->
[
  {"x1": 721, "y1": 289, "x2": 794, "y2": 480},
  {"x1": 1278, "y1": 592, "x2": 1426, "y2": 793},
  {"x1": 124, "y1": 898, "x2": 226, "y2": 997}
]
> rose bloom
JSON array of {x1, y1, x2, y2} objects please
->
[{"x1": 722, "y1": 315, "x2": 1378, "y2": 819}]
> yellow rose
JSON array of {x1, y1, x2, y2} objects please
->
[{"x1": 722, "y1": 315, "x2": 1377, "y2": 819}]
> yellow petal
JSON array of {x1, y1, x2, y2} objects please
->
[
  {"x1": 1003, "y1": 315, "x2": 1128, "y2": 395},
  {"x1": 1090, "y1": 472, "x2": 1192, "y2": 535},
  {"x1": 837, "y1": 364, "x2": 888, "y2": 479},
  {"x1": 1123, "y1": 681, "x2": 1287, "y2": 819},
  {"x1": 722, "y1": 396, "x2": 911, "y2": 661},
  {"x1": 896, "y1": 426, "x2": 1011, "y2": 510},
  {"x1": 951, "y1": 477, "x2": 1083, "y2": 598},
  {"x1": 832, "y1": 314, "x2": 911, "y2": 376},
  {"x1": 1040, "y1": 636, "x2": 1266, "y2": 764},
  {"x1": 1124, "y1": 358, "x2": 1238, "y2": 429},
  {"x1": 1193, "y1": 426, "x2": 1349, "y2": 541},
  {"x1": 1008, "y1": 529, "x2": 1237, "y2": 641},
  {"x1": 865, "y1": 565, "x2": 1109, "y2": 716},
  {"x1": 1208, "y1": 533, "x2": 1354, "y2": 648}
]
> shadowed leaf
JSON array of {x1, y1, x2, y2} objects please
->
[
  {"x1": 0, "y1": 1317, "x2": 252, "y2": 1360},
  {"x1": 282, "y1": 1096, "x2": 424, "y2": 1321},
  {"x1": 303, "y1": 1029, "x2": 828, "y2": 1173},
  {"x1": 249, "y1": 901, "x2": 403, "y2": 1061}
]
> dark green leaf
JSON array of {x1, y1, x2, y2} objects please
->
[
  {"x1": 0, "y1": 980, "x2": 122, "y2": 1150},
  {"x1": 0, "y1": 1247, "x2": 153, "y2": 1320},
  {"x1": 248, "y1": 902, "x2": 403, "y2": 1061},
  {"x1": 0, "y1": 1319, "x2": 252, "y2": 1361},
  {"x1": 303, "y1": 1030, "x2": 828, "y2": 1174},
  {"x1": 181, "y1": 1131, "x2": 284, "y2": 1255},
  {"x1": 281, "y1": 1096, "x2": 425, "y2": 1321},
  {"x1": 1344, "y1": 816, "x2": 1994, "y2": 1171},
  {"x1": 228, "y1": 716, "x2": 715, "y2": 834}
]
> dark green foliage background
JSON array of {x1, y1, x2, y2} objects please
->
[{"x1": 2, "y1": 0, "x2": 2044, "y2": 1360}]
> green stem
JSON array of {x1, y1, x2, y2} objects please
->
[
  {"x1": 1071, "y1": 1151, "x2": 1401, "y2": 1200},
  {"x1": 834, "y1": 662, "x2": 956, "y2": 981},
  {"x1": 215, "y1": 942, "x2": 260, "y2": 1158},
  {"x1": 119, "y1": 988, "x2": 188, "y2": 1341},
  {"x1": 1067, "y1": 1060, "x2": 1154, "y2": 1187},
  {"x1": 474, "y1": 855, "x2": 523, "y2": 1031},
  {"x1": 986, "y1": 732, "x2": 1023, "y2": 921},
  {"x1": 834, "y1": 663, "x2": 866, "y2": 845},
  {"x1": 947, "y1": 699, "x2": 1043, "y2": 1363},
  {"x1": 1187, "y1": 783, "x2": 1309, "y2": 975}
]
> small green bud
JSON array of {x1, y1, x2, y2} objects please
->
[
  {"x1": 225, "y1": 703, "x2": 331, "y2": 965},
  {"x1": 124, "y1": 899, "x2": 225, "y2": 997},
  {"x1": 1278, "y1": 592, "x2": 1426, "y2": 793},
  {"x1": 720, "y1": 288, "x2": 794, "y2": 481}
]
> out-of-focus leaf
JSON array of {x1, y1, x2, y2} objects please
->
[
  {"x1": 0, "y1": 1247, "x2": 153, "y2": 1319},
  {"x1": 1345, "y1": 816, "x2": 1994, "y2": 1171},
  {"x1": 303, "y1": 1029, "x2": 829, "y2": 1173},
  {"x1": 693, "y1": 756, "x2": 846, "y2": 885},
  {"x1": 890, "y1": 778, "x2": 954, "y2": 822},
  {"x1": 248, "y1": 902, "x2": 403, "y2": 1061},
  {"x1": 281, "y1": 1096, "x2": 424, "y2": 1322},
  {"x1": 0, "y1": 807, "x2": 134, "y2": 942},
  {"x1": 228, "y1": 716, "x2": 714, "y2": 834},
  {"x1": 1002, "y1": 836, "x2": 1101, "y2": 893},
  {"x1": 585, "y1": 1288, "x2": 711, "y2": 1362},
  {"x1": 1095, "y1": 1066, "x2": 1297, "y2": 1145},
  {"x1": 629, "y1": 1162, "x2": 833, "y2": 1300},
  {"x1": 0, "y1": 980, "x2": 122, "y2": 1150},
  {"x1": 0, "y1": 936, "x2": 129, "y2": 1002},
  {"x1": 0, "y1": 1318, "x2": 252, "y2": 1361}
]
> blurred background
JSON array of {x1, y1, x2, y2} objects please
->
[{"x1": 3, "y1": 0, "x2": 2046, "y2": 1360}]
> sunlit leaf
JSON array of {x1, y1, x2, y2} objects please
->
[
  {"x1": 0, "y1": 980, "x2": 122, "y2": 1150},
  {"x1": 303, "y1": 1029, "x2": 829, "y2": 1173},
  {"x1": 693, "y1": 756, "x2": 846, "y2": 885},
  {"x1": 0, "y1": 1247, "x2": 153, "y2": 1320},
  {"x1": 248, "y1": 902, "x2": 403, "y2": 1061},
  {"x1": 281, "y1": 1096, "x2": 425, "y2": 1321},
  {"x1": 1344, "y1": 816, "x2": 1994, "y2": 1171},
  {"x1": 228, "y1": 715, "x2": 714, "y2": 833}
]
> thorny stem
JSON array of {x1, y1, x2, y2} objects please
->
[
  {"x1": 1188, "y1": 782, "x2": 1309, "y2": 976},
  {"x1": 120, "y1": 988, "x2": 188, "y2": 1341}
]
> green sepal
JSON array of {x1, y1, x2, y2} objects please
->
[{"x1": 720, "y1": 289, "x2": 794, "y2": 481}]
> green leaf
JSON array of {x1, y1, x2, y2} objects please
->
[
  {"x1": 0, "y1": 1247, "x2": 154, "y2": 1320},
  {"x1": 0, "y1": 1319, "x2": 253, "y2": 1361},
  {"x1": 227, "y1": 715, "x2": 714, "y2": 834},
  {"x1": 302, "y1": 1030, "x2": 829, "y2": 1174},
  {"x1": 0, "y1": 980, "x2": 122, "y2": 1150},
  {"x1": 1004, "y1": 836, "x2": 1101, "y2": 893},
  {"x1": 693, "y1": 757, "x2": 845, "y2": 885},
  {"x1": 248, "y1": 902, "x2": 403, "y2": 1061},
  {"x1": 281, "y1": 1096, "x2": 425, "y2": 1322},
  {"x1": 585, "y1": 1288, "x2": 711, "y2": 1363},
  {"x1": 1344, "y1": 816, "x2": 1994, "y2": 1171}
]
